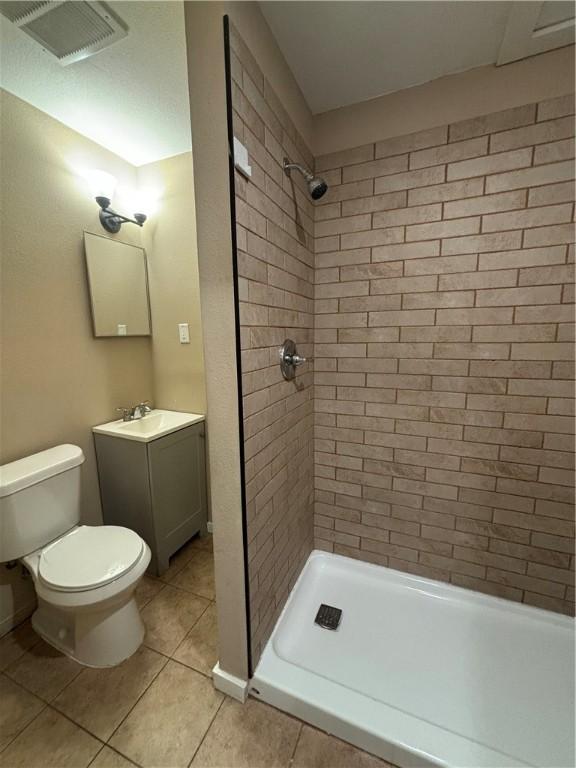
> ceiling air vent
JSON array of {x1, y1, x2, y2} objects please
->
[{"x1": 0, "y1": 1, "x2": 128, "y2": 65}]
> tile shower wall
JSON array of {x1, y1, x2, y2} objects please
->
[
  {"x1": 314, "y1": 94, "x2": 575, "y2": 615},
  {"x1": 229, "y1": 26, "x2": 315, "y2": 663}
]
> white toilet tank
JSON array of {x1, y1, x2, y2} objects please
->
[{"x1": 0, "y1": 444, "x2": 85, "y2": 561}]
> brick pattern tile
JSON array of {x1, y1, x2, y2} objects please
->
[
  {"x1": 231, "y1": 26, "x2": 315, "y2": 665},
  {"x1": 313, "y1": 94, "x2": 575, "y2": 616}
]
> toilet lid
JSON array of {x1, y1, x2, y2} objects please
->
[{"x1": 39, "y1": 526, "x2": 144, "y2": 592}]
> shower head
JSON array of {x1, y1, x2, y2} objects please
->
[
  {"x1": 308, "y1": 176, "x2": 328, "y2": 200},
  {"x1": 283, "y1": 158, "x2": 328, "y2": 200}
]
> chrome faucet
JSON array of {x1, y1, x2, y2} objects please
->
[{"x1": 116, "y1": 401, "x2": 153, "y2": 422}]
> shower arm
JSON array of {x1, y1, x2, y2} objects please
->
[
  {"x1": 283, "y1": 157, "x2": 328, "y2": 201},
  {"x1": 283, "y1": 158, "x2": 313, "y2": 181}
]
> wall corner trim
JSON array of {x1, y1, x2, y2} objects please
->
[{"x1": 212, "y1": 662, "x2": 249, "y2": 702}]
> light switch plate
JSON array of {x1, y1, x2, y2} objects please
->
[
  {"x1": 178, "y1": 323, "x2": 190, "y2": 344},
  {"x1": 233, "y1": 137, "x2": 252, "y2": 178},
  {"x1": 117, "y1": 324, "x2": 127, "y2": 336}
]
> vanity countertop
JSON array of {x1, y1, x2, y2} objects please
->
[{"x1": 93, "y1": 410, "x2": 205, "y2": 443}]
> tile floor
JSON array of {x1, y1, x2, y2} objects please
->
[{"x1": 0, "y1": 535, "x2": 393, "y2": 768}]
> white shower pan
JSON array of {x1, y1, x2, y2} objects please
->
[{"x1": 251, "y1": 551, "x2": 575, "y2": 767}]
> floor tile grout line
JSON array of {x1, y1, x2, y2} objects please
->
[
  {"x1": 167, "y1": 655, "x2": 215, "y2": 679},
  {"x1": 153, "y1": 578, "x2": 215, "y2": 605},
  {"x1": 140, "y1": 539, "x2": 214, "y2": 594},
  {"x1": 156, "y1": 544, "x2": 214, "y2": 588},
  {"x1": 4, "y1": 651, "x2": 84, "y2": 707},
  {"x1": 138, "y1": 630, "x2": 219, "y2": 681},
  {"x1": 141, "y1": 600, "x2": 214, "y2": 662},
  {"x1": 288, "y1": 722, "x2": 304, "y2": 766},
  {"x1": 169, "y1": 599, "x2": 215, "y2": 662},
  {"x1": 0, "y1": 624, "x2": 43, "y2": 674},
  {"x1": 0, "y1": 671, "x2": 49, "y2": 756},
  {"x1": 87, "y1": 742, "x2": 139, "y2": 768},
  {"x1": 103, "y1": 743, "x2": 144, "y2": 768},
  {"x1": 44, "y1": 652, "x2": 89, "y2": 703},
  {"x1": 2, "y1": 701, "x2": 110, "y2": 765},
  {"x1": 136, "y1": 580, "x2": 167, "y2": 610},
  {"x1": 86, "y1": 743, "x2": 107, "y2": 768},
  {"x1": 30, "y1": 645, "x2": 170, "y2": 758},
  {"x1": 1, "y1": 633, "x2": 44, "y2": 675},
  {"x1": 185, "y1": 694, "x2": 227, "y2": 768},
  {"x1": 46, "y1": 704, "x2": 109, "y2": 749},
  {"x1": 145, "y1": 577, "x2": 215, "y2": 605},
  {"x1": 103, "y1": 657, "x2": 221, "y2": 768},
  {"x1": 160, "y1": 581, "x2": 215, "y2": 602},
  {"x1": 138, "y1": 576, "x2": 198, "y2": 609},
  {"x1": 255, "y1": 695, "x2": 380, "y2": 766},
  {"x1": 102, "y1": 653, "x2": 171, "y2": 751}
]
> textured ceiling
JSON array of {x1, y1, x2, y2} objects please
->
[{"x1": 0, "y1": 1, "x2": 191, "y2": 166}]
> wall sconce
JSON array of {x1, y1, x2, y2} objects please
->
[
  {"x1": 95, "y1": 196, "x2": 147, "y2": 234},
  {"x1": 84, "y1": 169, "x2": 147, "y2": 233}
]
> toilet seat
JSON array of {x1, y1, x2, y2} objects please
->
[{"x1": 39, "y1": 525, "x2": 144, "y2": 592}]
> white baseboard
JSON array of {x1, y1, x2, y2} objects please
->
[
  {"x1": 207, "y1": 520, "x2": 213, "y2": 533},
  {"x1": 212, "y1": 662, "x2": 248, "y2": 702}
]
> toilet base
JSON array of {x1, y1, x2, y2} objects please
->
[{"x1": 32, "y1": 594, "x2": 145, "y2": 668}]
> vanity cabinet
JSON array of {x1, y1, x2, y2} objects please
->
[{"x1": 94, "y1": 421, "x2": 207, "y2": 575}]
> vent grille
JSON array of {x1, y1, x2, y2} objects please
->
[
  {"x1": 0, "y1": 1, "x2": 54, "y2": 24},
  {"x1": 0, "y1": 1, "x2": 128, "y2": 65}
]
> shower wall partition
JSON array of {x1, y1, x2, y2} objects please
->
[{"x1": 228, "y1": 23, "x2": 315, "y2": 668}]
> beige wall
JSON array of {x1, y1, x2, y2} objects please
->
[
  {"x1": 315, "y1": 47, "x2": 576, "y2": 156},
  {"x1": 0, "y1": 91, "x2": 154, "y2": 476},
  {"x1": 231, "y1": 22, "x2": 316, "y2": 665},
  {"x1": 0, "y1": 90, "x2": 154, "y2": 632},
  {"x1": 0, "y1": 91, "x2": 207, "y2": 634},
  {"x1": 313, "y1": 94, "x2": 575, "y2": 615},
  {"x1": 140, "y1": 152, "x2": 206, "y2": 414}
]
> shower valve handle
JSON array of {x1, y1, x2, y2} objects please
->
[{"x1": 280, "y1": 339, "x2": 312, "y2": 380}]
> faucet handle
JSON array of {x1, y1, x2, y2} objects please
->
[
  {"x1": 116, "y1": 407, "x2": 133, "y2": 422},
  {"x1": 138, "y1": 401, "x2": 152, "y2": 413}
]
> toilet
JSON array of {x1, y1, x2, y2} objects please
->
[{"x1": 0, "y1": 444, "x2": 151, "y2": 667}]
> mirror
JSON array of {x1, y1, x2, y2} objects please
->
[{"x1": 84, "y1": 232, "x2": 151, "y2": 337}]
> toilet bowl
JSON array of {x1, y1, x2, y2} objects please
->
[
  {"x1": 23, "y1": 525, "x2": 151, "y2": 667},
  {"x1": 0, "y1": 444, "x2": 151, "y2": 667}
]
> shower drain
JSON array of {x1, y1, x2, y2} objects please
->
[{"x1": 314, "y1": 603, "x2": 342, "y2": 630}]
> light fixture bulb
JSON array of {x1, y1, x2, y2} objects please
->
[
  {"x1": 84, "y1": 169, "x2": 118, "y2": 201},
  {"x1": 131, "y1": 185, "x2": 162, "y2": 217}
]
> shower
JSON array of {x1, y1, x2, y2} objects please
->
[{"x1": 283, "y1": 157, "x2": 328, "y2": 199}]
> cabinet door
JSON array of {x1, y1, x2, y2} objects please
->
[
  {"x1": 147, "y1": 424, "x2": 206, "y2": 566},
  {"x1": 94, "y1": 434, "x2": 156, "y2": 554}
]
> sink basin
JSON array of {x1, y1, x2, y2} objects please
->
[{"x1": 93, "y1": 410, "x2": 204, "y2": 443}]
